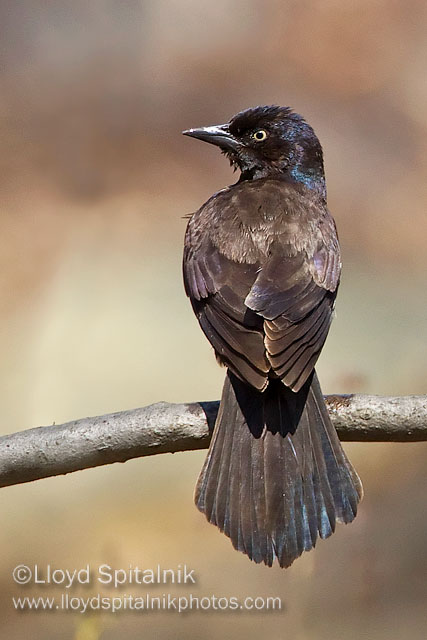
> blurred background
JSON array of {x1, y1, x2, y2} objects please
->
[{"x1": 0, "y1": 0, "x2": 426, "y2": 638}]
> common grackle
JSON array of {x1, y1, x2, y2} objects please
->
[{"x1": 182, "y1": 105, "x2": 362, "y2": 568}]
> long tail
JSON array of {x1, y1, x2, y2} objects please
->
[{"x1": 195, "y1": 370, "x2": 363, "y2": 568}]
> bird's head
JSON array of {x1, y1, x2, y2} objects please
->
[{"x1": 183, "y1": 105, "x2": 326, "y2": 197}]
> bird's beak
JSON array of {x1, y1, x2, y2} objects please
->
[{"x1": 182, "y1": 124, "x2": 240, "y2": 152}]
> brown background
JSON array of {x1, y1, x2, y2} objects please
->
[{"x1": 0, "y1": 1, "x2": 426, "y2": 638}]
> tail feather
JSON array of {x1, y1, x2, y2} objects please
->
[{"x1": 195, "y1": 370, "x2": 362, "y2": 568}]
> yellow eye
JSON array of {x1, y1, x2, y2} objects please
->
[{"x1": 253, "y1": 129, "x2": 267, "y2": 141}]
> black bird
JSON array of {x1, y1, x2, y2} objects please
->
[{"x1": 182, "y1": 105, "x2": 362, "y2": 568}]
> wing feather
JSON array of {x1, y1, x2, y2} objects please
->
[{"x1": 183, "y1": 180, "x2": 341, "y2": 392}]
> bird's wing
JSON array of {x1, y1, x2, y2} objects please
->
[
  {"x1": 245, "y1": 211, "x2": 341, "y2": 392},
  {"x1": 183, "y1": 221, "x2": 270, "y2": 390},
  {"x1": 183, "y1": 182, "x2": 341, "y2": 393}
]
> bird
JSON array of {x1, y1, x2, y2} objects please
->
[{"x1": 182, "y1": 105, "x2": 362, "y2": 568}]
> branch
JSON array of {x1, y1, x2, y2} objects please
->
[{"x1": 0, "y1": 394, "x2": 426, "y2": 489}]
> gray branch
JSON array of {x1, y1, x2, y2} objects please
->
[{"x1": 0, "y1": 394, "x2": 426, "y2": 489}]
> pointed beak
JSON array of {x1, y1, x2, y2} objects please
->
[{"x1": 182, "y1": 123, "x2": 240, "y2": 152}]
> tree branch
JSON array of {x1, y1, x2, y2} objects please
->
[{"x1": 0, "y1": 394, "x2": 426, "y2": 489}]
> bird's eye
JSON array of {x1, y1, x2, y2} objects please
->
[{"x1": 252, "y1": 130, "x2": 267, "y2": 141}]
